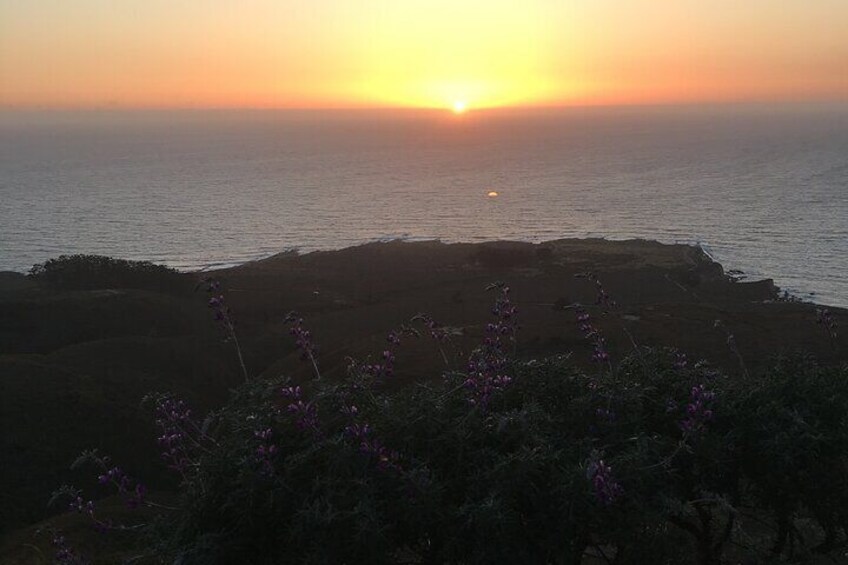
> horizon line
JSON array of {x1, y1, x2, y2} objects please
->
[{"x1": 3, "y1": 98, "x2": 848, "y2": 113}]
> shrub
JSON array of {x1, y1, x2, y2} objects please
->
[
  {"x1": 731, "y1": 355, "x2": 848, "y2": 554},
  {"x1": 50, "y1": 284, "x2": 848, "y2": 564},
  {"x1": 28, "y1": 254, "x2": 188, "y2": 293},
  {"x1": 141, "y1": 351, "x2": 751, "y2": 564}
]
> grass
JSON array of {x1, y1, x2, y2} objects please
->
[{"x1": 0, "y1": 241, "x2": 845, "y2": 564}]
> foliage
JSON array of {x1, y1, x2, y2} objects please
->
[
  {"x1": 97, "y1": 351, "x2": 841, "y2": 565},
  {"x1": 28, "y1": 254, "x2": 188, "y2": 293},
  {"x1": 47, "y1": 283, "x2": 848, "y2": 564},
  {"x1": 731, "y1": 355, "x2": 848, "y2": 555}
]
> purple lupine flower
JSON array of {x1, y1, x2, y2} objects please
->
[
  {"x1": 463, "y1": 283, "x2": 518, "y2": 408},
  {"x1": 572, "y1": 273, "x2": 617, "y2": 365},
  {"x1": 90, "y1": 454, "x2": 146, "y2": 509},
  {"x1": 413, "y1": 314, "x2": 450, "y2": 342},
  {"x1": 344, "y1": 422, "x2": 402, "y2": 473},
  {"x1": 592, "y1": 343, "x2": 610, "y2": 364},
  {"x1": 355, "y1": 325, "x2": 419, "y2": 380},
  {"x1": 381, "y1": 349, "x2": 396, "y2": 374},
  {"x1": 69, "y1": 496, "x2": 95, "y2": 517},
  {"x1": 280, "y1": 385, "x2": 301, "y2": 399},
  {"x1": 587, "y1": 455, "x2": 623, "y2": 506},
  {"x1": 153, "y1": 396, "x2": 195, "y2": 474},
  {"x1": 344, "y1": 422, "x2": 372, "y2": 439},
  {"x1": 201, "y1": 277, "x2": 249, "y2": 380},
  {"x1": 67, "y1": 494, "x2": 114, "y2": 532},
  {"x1": 577, "y1": 272, "x2": 616, "y2": 311},
  {"x1": 52, "y1": 533, "x2": 88, "y2": 565},
  {"x1": 254, "y1": 428, "x2": 277, "y2": 475},
  {"x1": 207, "y1": 295, "x2": 227, "y2": 321},
  {"x1": 284, "y1": 312, "x2": 321, "y2": 379},
  {"x1": 203, "y1": 278, "x2": 221, "y2": 293},
  {"x1": 679, "y1": 384, "x2": 716, "y2": 435},
  {"x1": 286, "y1": 401, "x2": 320, "y2": 432},
  {"x1": 201, "y1": 279, "x2": 229, "y2": 325},
  {"x1": 280, "y1": 386, "x2": 320, "y2": 433},
  {"x1": 285, "y1": 313, "x2": 317, "y2": 361},
  {"x1": 594, "y1": 282, "x2": 614, "y2": 310},
  {"x1": 574, "y1": 305, "x2": 610, "y2": 365},
  {"x1": 128, "y1": 484, "x2": 147, "y2": 510}
]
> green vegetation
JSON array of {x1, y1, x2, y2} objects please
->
[
  {"x1": 131, "y1": 350, "x2": 846, "y2": 565},
  {"x1": 47, "y1": 281, "x2": 848, "y2": 563},
  {"x1": 3, "y1": 243, "x2": 846, "y2": 564},
  {"x1": 28, "y1": 255, "x2": 189, "y2": 294}
]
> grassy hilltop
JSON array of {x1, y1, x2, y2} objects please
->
[{"x1": 1, "y1": 240, "x2": 845, "y2": 564}]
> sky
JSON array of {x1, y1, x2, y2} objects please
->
[{"x1": 1, "y1": 0, "x2": 846, "y2": 110}]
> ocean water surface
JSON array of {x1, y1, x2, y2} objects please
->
[{"x1": 1, "y1": 105, "x2": 846, "y2": 306}]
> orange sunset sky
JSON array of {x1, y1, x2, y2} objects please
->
[{"x1": 1, "y1": 0, "x2": 846, "y2": 110}]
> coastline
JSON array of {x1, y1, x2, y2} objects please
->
[
  {"x1": 0, "y1": 236, "x2": 840, "y2": 310},
  {"x1": 4, "y1": 235, "x2": 845, "y2": 309},
  {"x1": 190, "y1": 236, "x2": 832, "y2": 308}
]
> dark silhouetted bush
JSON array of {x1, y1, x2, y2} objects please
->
[
  {"x1": 28, "y1": 255, "x2": 189, "y2": 293},
  {"x1": 45, "y1": 285, "x2": 848, "y2": 564},
  {"x1": 133, "y1": 351, "x2": 848, "y2": 564}
]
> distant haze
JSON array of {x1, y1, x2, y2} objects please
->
[{"x1": 1, "y1": 1, "x2": 847, "y2": 109}]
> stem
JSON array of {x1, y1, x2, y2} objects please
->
[
  {"x1": 592, "y1": 543, "x2": 614, "y2": 565},
  {"x1": 144, "y1": 500, "x2": 181, "y2": 511},
  {"x1": 185, "y1": 418, "x2": 219, "y2": 446},
  {"x1": 307, "y1": 351, "x2": 321, "y2": 380},
  {"x1": 227, "y1": 323, "x2": 249, "y2": 381},
  {"x1": 172, "y1": 421, "x2": 215, "y2": 455},
  {"x1": 438, "y1": 345, "x2": 449, "y2": 367},
  {"x1": 437, "y1": 382, "x2": 468, "y2": 403}
]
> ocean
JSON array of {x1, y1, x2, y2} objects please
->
[{"x1": 1, "y1": 105, "x2": 846, "y2": 306}]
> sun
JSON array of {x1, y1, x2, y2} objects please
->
[{"x1": 452, "y1": 100, "x2": 468, "y2": 114}]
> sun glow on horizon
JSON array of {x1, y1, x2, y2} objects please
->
[
  {"x1": 452, "y1": 100, "x2": 468, "y2": 114},
  {"x1": 1, "y1": 1, "x2": 847, "y2": 109}
]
